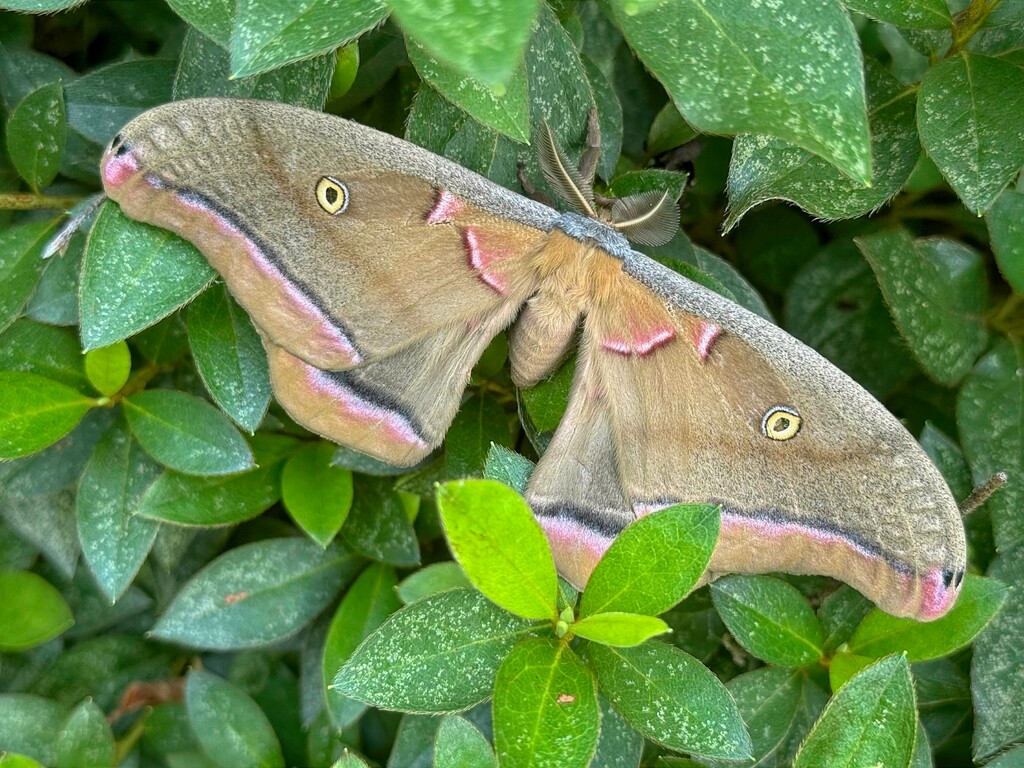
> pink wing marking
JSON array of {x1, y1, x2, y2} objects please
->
[
  {"x1": 463, "y1": 227, "x2": 509, "y2": 294},
  {"x1": 601, "y1": 324, "x2": 676, "y2": 357},
  {"x1": 101, "y1": 151, "x2": 139, "y2": 188},
  {"x1": 539, "y1": 515, "x2": 614, "y2": 589},
  {"x1": 690, "y1": 320, "x2": 721, "y2": 362},
  {"x1": 426, "y1": 190, "x2": 466, "y2": 224}
]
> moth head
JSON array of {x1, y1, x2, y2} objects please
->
[{"x1": 535, "y1": 119, "x2": 681, "y2": 247}]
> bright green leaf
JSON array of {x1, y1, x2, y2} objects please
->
[
  {"x1": 829, "y1": 651, "x2": 874, "y2": 691},
  {"x1": 396, "y1": 562, "x2": 472, "y2": 605},
  {"x1": 282, "y1": 442, "x2": 353, "y2": 547},
  {"x1": 6, "y1": 80, "x2": 65, "y2": 190},
  {"x1": 0, "y1": 571, "x2": 73, "y2": 651},
  {"x1": 0, "y1": 371, "x2": 92, "y2": 459},
  {"x1": 571, "y1": 612, "x2": 670, "y2": 647},
  {"x1": 83, "y1": 341, "x2": 130, "y2": 397}
]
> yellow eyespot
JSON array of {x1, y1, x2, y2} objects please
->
[
  {"x1": 316, "y1": 176, "x2": 349, "y2": 215},
  {"x1": 762, "y1": 406, "x2": 801, "y2": 441}
]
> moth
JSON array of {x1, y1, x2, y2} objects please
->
[{"x1": 100, "y1": 98, "x2": 966, "y2": 621}]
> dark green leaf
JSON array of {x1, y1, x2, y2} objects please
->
[
  {"x1": 590, "y1": 695, "x2": 643, "y2": 768},
  {"x1": 152, "y1": 538, "x2": 359, "y2": 649},
  {"x1": 83, "y1": 341, "x2": 130, "y2": 397},
  {"x1": 5, "y1": 80, "x2": 65, "y2": 190},
  {"x1": 842, "y1": 0, "x2": 951, "y2": 29},
  {"x1": 445, "y1": 392, "x2": 513, "y2": 477},
  {"x1": 342, "y1": 475, "x2": 419, "y2": 566},
  {"x1": 711, "y1": 575, "x2": 824, "y2": 666},
  {"x1": 493, "y1": 639, "x2": 598, "y2": 768},
  {"x1": 0, "y1": 694, "x2": 66, "y2": 765},
  {"x1": 572, "y1": 612, "x2": 670, "y2": 646},
  {"x1": 719, "y1": 666, "x2": 804, "y2": 766},
  {"x1": 0, "y1": 218, "x2": 58, "y2": 335},
  {"x1": 0, "y1": 319, "x2": 89, "y2": 393},
  {"x1": 334, "y1": 588, "x2": 536, "y2": 712},
  {"x1": 124, "y1": 389, "x2": 254, "y2": 476},
  {"x1": 818, "y1": 585, "x2": 873, "y2": 654},
  {"x1": 0, "y1": 371, "x2": 92, "y2": 459},
  {"x1": 988, "y1": 187, "x2": 1024, "y2": 293},
  {"x1": 434, "y1": 714, "x2": 496, "y2": 768},
  {"x1": 64, "y1": 59, "x2": 175, "y2": 146},
  {"x1": 0, "y1": 0, "x2": 88, "y2": 10},
  {"x1": 282, "y1": 441, "x2": 353, "y2": 547},
  {"x1": 54, "y1": 700, "x2": 115, "y2": 768},
  {"x1": 165, "y1": 0, "x2": 233, "y2": 47},
  {"x1": 482, "y1": 444, "x2": 533, "y2": 495},
  {"x1": 0, "y1": 571, "x2": 73, "y2": 651},
  {"x1": 25, "y1": 231, "x2": 83, "y2": 326},
  {"x1": 437, "y1": 479, "x2": 558, "y2": 620}
]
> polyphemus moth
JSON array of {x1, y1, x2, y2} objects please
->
[{"x1": 99, "y1": 98, "x2": 966, "y2": 621}]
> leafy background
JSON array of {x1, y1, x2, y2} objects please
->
[{"x1": 0, "y1": 0, "x2": 1022, "y2": 766}]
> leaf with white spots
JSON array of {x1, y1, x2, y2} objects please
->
[
  {"x1": 165, "y1": 0, "x2": 234, "y2": 47},
  {"x1": 606, "y1": 0, "x2": 872, "y2": 183},
  {"x1": 5, "y1": 80, "x2": 66, "y2": 191},
  {"x1": 918, "y1": 52, "x2": 1024, "y2": 215},
  {"x1": 726, "y1": 61, "x2": 919, "y2": 229},
  {"x1": 334, "y1": 588, "x2": 537, "y2": 713},
  {"x1": 841, "y1": 0, "x2": 951, "y2": 29},
  {"x1": 434, "y1": 715, "x2": 496, "y2": 768},
  {"x1": 856, "y1": 228, "x2": 988, "y2": 386}
]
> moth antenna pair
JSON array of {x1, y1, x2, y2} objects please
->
[
  {"x1": 959, "y1": 472, "x2": 1008, "y2": 516},
  {"x1": 535, "y1": 114, "x2": 681, "y2": 248}
]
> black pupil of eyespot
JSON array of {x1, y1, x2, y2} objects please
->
[
  {"x1": 773, "y1": 417, "x2": 790, "y2": 432},
  {"x1": 325, "y1": 186, "x2": 338, "y2": 205}
]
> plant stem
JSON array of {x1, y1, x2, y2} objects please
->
[
  {"x1": 0, "y1": 192, "x2": 87, "y2": 210},
  {"x1": 949, "y1": 0, "x2": 1002, "y2": 56}
]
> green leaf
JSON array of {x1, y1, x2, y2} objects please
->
[
  {"x1": 571, "y1": 612, "x2": 670, "y2": 647},
  {"x1": 5, "y1": 80, "x2": 65, "y2": 190},
  {"x1": 606, "y1": 0, "x2": 871, "y2": 183},
  {"x1": 721, "y1": 666, "x2": 804, "y2": 766},
  {"x1": 165, "y1": 0, "x2": 234, "y2": 47},
  {"x1": 76, "y1": 419, "x2": 161, "y2": 601},
  {"x1": 856, "y1": 229, "x2": 988, "y2": 385},
  {"x1": 445, "y1": 392, "x2": 513, "y2": 478},
  {"x1": 136, "y1": 434, "x2": 290, "y2": 525},
  {"x1": 0, "y1": 571, "x2": 73, "y2": 651},
  {"x1": 794, "y1": 655, "x2": 916, "y2": 768},
  {"x1": 25, "y1": 230, "x2": 83, "y2": 326},
  {"x1": 152, "y1": 538, "x2": 359, "y2": 649},
  {"x1": 726, "y1": 61, "x2": 919, "y2": 229},
  {"x1": 396, "y1": 562, "x2": 472, "y2": 605},
  {"x1": 493, "y1": 639, "x2": 598, "y2": 768},
  {"x1": 482, "y1": 444, "x2": 534, "y2": 495},
  {"x1": 917, "y1": 52, "x2": 1024, "y2": 214},
  {"x1": 841, "y1": 0, "x2": 951, "y2": 29},
  {"x1": 54, "y1": 700, "x2": 115, "y2": 768},
  {"x1": 0, "y1": 694, "x2": 67, "y2": 765},
  {"x1": 124, "y1": 389, "x2": 254, "y2": 476},
  {"x1": 0, "y1": 371, "x2": 92, "y2": 459},
  {"x1": 334, "y1": 588, "x2": 536, "y2": 712},
  {"x1": 0, "y1": 218, "x2": 58, "y2": 335},
  {"x1": 83, "y1": 341, "x2": 130, "y2": 397},
  {"x1": 957, "y1": 338, "x2": 1024, "y2": 550},
  {"x1": 437, "y1": 479, "x2": 558, "y2": 621},
  {"x1": 323, "y1": 563, "x2": 401, "y2": 729},
  {"x1": 818, "y1": 585, "x2": 874, "y2": 654},
  {"x1": 342, "y1": 475, "x2": 420, "y2": 566},
  {"x1": 80, "y1": 202, "x2": 215, "y2": 350},
  {"x1": 581, "y1": 503, "x2": 718, "y2": 618},
  {"x1": 0, "y1": 0, "x2": 88, "y2": 10},
  {"x1": 987, "y1": 187, "x2": 1024, "y2": 295},
  {"x1": 986, "y1": 748, "x2": 1024, "y2": 768},
  {"x1": 434, "y1": 715, "x2": 496, "y2": 768},
  {"x1": 230, "y1": 0, "x2": 388, "y2": 79},
  {"x1": 187, "y1": 284, "x2": 271, "y2": 433},
  {"x1": 186, "y1": 669, "x2": 284, "y2": 768},
  {"x1": 282, "y1": 442, "x2": 353, "y2": 547},
  {"x1": 520, "y1": 356, "x2": 574, "y2": 437},
  {"x1": 589, "y1": 641, "x2": 750, "y2": 760},
  {"x1": 828, "y1": 652, "x2": 874, "y2": 692},
  {"x1": 710, "y1": 575, "x2": 824, "y2": 666},
  {"x1": 590, "y1": 695, "x2": 643, "y2": 768},
  {"x1": 391, "y1": 0, "x2": 537, "y2": 86},
  {"x1": 174, "y1": 28, "x2": 334, "y2": 110},
  {"x1": 0, "y1": 320, "x2": 89, "y2": 393},
  {"x1": 848, "y1": 575, "x2": 1007, "y2": 661},
  {"x1": 64, "y1": 59, "x2": 175, "y2": 146}
]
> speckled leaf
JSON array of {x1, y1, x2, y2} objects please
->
[
  {"x1": 987, "y1": 187, "x2": 1024, "y2": 294},
  {"x1": 571, "y1": 613, "x2": 670, "y2": 647},
  {"x1": 0, "y1": 218, "x2": 58, "y2": 335},
  {"x1": 483, "y1": 444, "x2": 533, "y2": 495},
  {"x1": 396, "y1": 562, "x2": 472, "y2": 605},
  {"x1": 919, "y1": 424, "x2": 972, "y2": 503},
  {"x1": 6, "y1": 80, "x2": 65, "y2": 190},
  {"x1": 606, "y1": 0, "x2": 872, "y2": 183},
  {"x1": 334, "y1": 588, "x2": 536, "y2": 713},
  {"x1": 187, "y1": 284, "x2": 270, "y2": 433},
  {"x1": 165, "y1": 0, "x2": 234, "y2": 47},
  {"x1": 581, "y1": 504, "x2": 718, "y2": 618},
  {"x1": 0, "y1": 320, "x2": 89, "y2": 393},
  {"x1": 173, "y1": 27, "x2": 333, "y2": 110},
  {"x1": 493, "y1": 639, "x2": 598, "y2": 768},
  {"x1": 848, "y1": 575, "x2": 1007, "y2": 662},
  {"x1": 437, "y1": 480, "x2": 558, "y2": 621},
  {"x1": 230, "y1": 0, "x2": 388, "y2": 79},
  {"x1": 0, "y1": 372, "x2": 93, "y2": 459},
  {"x1": 842, "y1": 0, "x2": 951, "y2": 29},
  {"x1": 0, "y1": 694, "x2": 67, "y2": 765},
  {"x1": 124, "y1": 389, "x2": 254, "y2": 476},
  {"x1": 83, "y1": 341, "x2": 130, "y2": 397},
  {"x1": 918, "y1": 52, "x2": 1024, "y2": 214},
  {"x1": 0, "y1": 571, "x2": 73, "y2": 651},
  {"x1": 152, "y1": 538, "x2": 359, "y2": 649},
  {"x1": 712, "y1": 667, "x2": 804, "y2": 767},
  {"x1": 392, "y1": 0, "x2": 537, "y2": 86},
  {"x1": 958, "y1": 338, "x2": 1024, "y2": 551},
  {"x1": 323, "y1": 564, "x2": 400, "y2": 729},
  {"x1": 342, "y1": 475, "x2": 419, "y2": 566},
  {"x1": 0, "y1": 0, "x2": 88, "y2": 10},
  {"x1": 76, "y1": 419, "x2": 161, "y2": 601},
  {"x1": 64, "y1": 59, "x2": 175, "y2": 146},
  {"x1": 793, "y1": 655, "x2": 916, "y2": 768},
  {"x1": 726, "y1": 61, "x2": 918, "y2": 229},
  {"x1": 590, "y1": 695, "x2": 643, "y2": 768},
  {"x1": 711, "y1": 575, "x2": 824, "y2": 666},
  {"x1": 985, "y1": 748, "x2": 1024, "y2": 768},
  {"x1": 857, "y1": 229, "x2": 988, "y2": 385},
  {"x1": 974, "y1": 546, "x2": 1024, "y2": 759},
  {"x1": 283, "y1": 441, "x2": 353, "y2": 547},
  {"x1": 54, "y1": 700, "x2": 115, "y2": 768},
  {"x1": 818, "y1": 585, "x2": 874, "y2": 654},
  {"x1": 434, "y1": 715, "x2": 496, "y2": 768},
  {"x1": 186, "y1": 669, "x2": 284, "y2": 768},
  {"x1": 589, "y1": 641, "x2": 750, "y2": 760},
  {"x1": 80, "y1": 202, "x2": 215, "y2": 350}
]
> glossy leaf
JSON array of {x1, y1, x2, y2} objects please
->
[
  {"x1": 711, "y1": 575, "x2": 824, "y2": 667},
  {"x1": 124, "y1": 389, "x2": 254, "y2": 476},
  {"x1": 722, "y1": 666, "x2": 804, "y2": 765},
  {"x1": 589, "y1": 641, "x2": 750, "y2": 760},
  {"x1": 434, "y1": 715, "x2": 496, "y2": 768},
  {"x1": 334, "y1": 588, "x2": 536, "y2": 713},
  {"x1": 0, "y1": 218, "x2": 58, "y2": 335},
  {"x1": 437, "y1": 479, "x2": 558, "y2": 621},
  {"x1": 918, "y1": 52, "x2": 1024, "y2": 214},
  {"x1": 6, "y1": 80, "x2": 65, "y2": 190},
  {"x1": 80, "y1": 202, "x2": 215, "y2": 350},
  {"x1": 493, "y1": 639, "x2": 598, "y2": 768},
  {"x1": 571, "y1": 612, "x2": 670, "y2": 647},
  {"x1": 83, "y1": 341, "x2": 130, "y2": 397},
  {"x1": 581, "y1": 503, "x2": 718, "y2": 618},
  {"x1": 282, "y1": 441, "x2": 353, "y2": 547},
  {"x1": 0, "y1": 571, "x2": 73, "y2": 651},
  {"x1": 857, "y1": 229, "x2": 988, "y2": 385},
  {"x1": 152, "y1": 538, "x2": 359, "y2": 649},
  {"x1": 0, "y1": 371, "x2": 92, "y2": 459}
]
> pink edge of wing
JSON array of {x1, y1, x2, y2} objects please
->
[
  {"x1": 172, "y1": 191, "x2": 361, "y2": 366},
  {"x1": 426, "y1": 190, "x2": 466, "y2": 224},
  {"x1": 690, "y1": 320, "x2": 721, "y2": 362},
  {"x1": 538, "y1": 515, "x2": 614, "y2": 589},
  {"x1": 601, "y1": 324, "x2": 676, "y2": 357},
  {"x1": 917, "y1": 568, "x2": 959, "y2": 620},
  {"x1": 101, "y1": 151, "x2": 139, "y2": 188},
  {"x1": 463, "y1": 227, "x2": 508, "y2": 294}
]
